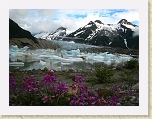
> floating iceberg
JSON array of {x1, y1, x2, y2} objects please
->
[
  {"x1": 20, "y1": 46, "x2": 29, "y2": 52},
  {"x1": 9, "y1": 62, "x2": 24, "y2": 66},
  {"x1": 10, "y1": 45, "x2": 19, "y2": 52},
  {"x1": 39, "y1": 60, "x2": 46, "y2": 65},
  {"x1": 10, "y1": 45, "x2": 29, "y2": 52}
]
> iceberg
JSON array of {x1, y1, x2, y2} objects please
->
[
  {"x1": 20, "y1": 46, "x2": 29, "y2": 52},
  {"x1": 9, "y1": 62, "x2": 24, "y2": 66},
  {"x1": 10, "y1": 45, "x2": 19, "y2": 52},
  {"x1": 39, "y1": 60, "x2": 46, "y2": 65},
  {"x1": 9, "y1": 41, "x2": 134, "y2": 71},
  {"x1": 10, "y1": 45, "x2": 29, "y2": 52}
]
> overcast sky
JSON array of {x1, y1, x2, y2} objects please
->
[{"x1": 9, "y1": 9, "x2": 139, "y2": 35}]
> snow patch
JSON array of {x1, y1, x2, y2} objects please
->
[
  {"x1": 74, "y1": 30, "x2": 84, "y2": 36},
  {"x1": 122, "y1": 23, "x2": 135, "y2": 30},
  {"x1": 109, "y1": 42, "x2": 112, "y2": 45},
  {"x1": 34, "y1": 32, "x2": 50, "y2": 39},
  {"x1": 85, "y1": 24, "x2": 92, "y2": 28},
  {"x1": 124, "y1": 39, "x2": 129, "y2": 49}
]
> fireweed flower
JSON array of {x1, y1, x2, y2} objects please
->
[
  {"x1": 22, "y1": 82, "x2": 28, "y2": 92},
  {"x1": 114, "y1": 86, "x2": 120, "y2": 93},
  {"x1": 70, "y1": 84, "x2": 77, "y2": 90},
  {"x1": 42, "y1": 95, "x2": 55, "y2": 103},
  {"x1": 78, "y1": 85, "x2": 89, "y2": 94},
  {"x1": 21, "y1": 77, "x2": 38, "y2": 93},
  {"x1": 96, "y1": 97, "x2": 108, "y2": 106},
  {"x1": 9, "y1": 76, "x2": 16, "y2": 89},
  {"x1": 70, "y1": 94, "x2": 86, "y2": 106},
  {"x1": 75, "y1": 76, "x2": 84, "y2": 83},
  {"x1": 108, "y1": 96, "x2": 119, "y2": 106},
  {"x1": 87, "y1": 95, "x2": 97, "y2": 105},
  {"x1": 49, "y1": 84, "x2": 55, "y2": 91},
  {"x1": 55, "y1": 82, "x2": 68, "y2": 93},
  {"x1": 9, "y1": 76, "x2": 17, "y2": 95},
  {"x1": 47, "y1": 70, "x2": 54, "y2": 76},
  {"x1": 43, "y1": 75, "x2": 57, "y2": 85}
]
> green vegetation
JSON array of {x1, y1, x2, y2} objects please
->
[
  {"x1": 93, "y1": 65, "x2": 114, "y2": 83},
  {"x1": 124, "y1": 59, "x2": 139, "y2": 69}
]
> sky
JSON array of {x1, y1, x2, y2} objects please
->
[{"x1": 9, "y1": 9, "x2": 139, "y2": 35}]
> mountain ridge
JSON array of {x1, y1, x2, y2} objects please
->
[{"x1": 35, "y1": 19, "x2": 138, "y2": 49}]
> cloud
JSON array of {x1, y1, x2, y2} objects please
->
[
  {"x1": 9, "y1": 9, "x2": 139, "y2": 35},
  {"x1": 111, "y1": 9, "x2": 139, "y2": 24},
  {"x1": 133, "y1": 27, "x2": 139, "y2": 37}
]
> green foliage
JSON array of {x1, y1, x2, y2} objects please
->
[
  {"x1": 43, "y1": 67, "x2": 48, "y2": 72},
  {"x1": 93, "y1": 65, "x2": 114, "y2": 83},
  {"x1": 124, "y1": 59, "x2": 139, "y2": 69},
  {"x1": 118, "y1": 68, "x2": 139, "y2": 85}
]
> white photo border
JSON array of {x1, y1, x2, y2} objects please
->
[{"x1": 0, "y1": 0, "x2": 148, "y2": 115}]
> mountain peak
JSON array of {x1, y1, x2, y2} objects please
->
[
  {"x1": 118, "y1": 19, "x2": 128, "y2": 24},
  {"x1": 118, "y1": 19, "x2": 136, "y2": 26},
  {"x1": 57, "y1": 27, "x2": 66, "y2": 31},
  {"x1": 94, "y1": 20, "x2": 104, "y2": 24},
  {"x1": 87, "y1": 21, "x2": 95, "y2": 25}
]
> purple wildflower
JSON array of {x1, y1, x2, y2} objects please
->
[
  {"x1": 47, "y1": 70, "x2": 54, "y2": 76},
  {"x1": 108, "y1": 96, "x2": 119, "y2": 106},
  {"x1": 70, "y1": 94, "x2": 86, "y2": 106},
  {"x1": 55, "y1": 82, "x2": 68, "y2": 93},
  {"x1": 43, "y1": 74, "x2": 57, "y2": 85},
  {"x1": 71, "y1": 84, "x2": 77, "y2": 90},
  {"x1": 21, "y1": 77, "x2": 38, "y2": 93},
  {"x1": 114, "y1": 86, "x2": 120, "y2": 93},
  {"x1": 42, "y1": 95, "x2": 55, "y2": 103},
  {"x1": 9, "y1": 76, "x2": 16, "y2": 89},
  {"x1": 75, "y1": 76, "x2": 84, "y2": 83}
]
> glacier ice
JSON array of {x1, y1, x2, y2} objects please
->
[
  {"x1": 9, "y1": 62, "x2": 24, "y2": 66},
  {"x1": 10, "y1": 45, "x2": 29, "y2": 52},
  {"x1": 39, "y1": 60, "x2": 46, "y2": 65},
  {"x1": 9, "y1": 43, "x2": 134, "y2": 70}
]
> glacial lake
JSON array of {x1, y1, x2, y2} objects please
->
[{"x1": 9, "y1": 41, "x2": 134, "y2": 71}]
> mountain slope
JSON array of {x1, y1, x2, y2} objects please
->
[
  {"x1": 9, "y1": 18, "x2": 38, "y2": 43},
  {"x1": 33, "y1": 19, "x2": 139, "y2": 50},
  {"x1": 9, "y1": 19, "x2": 59, "y2": 49},
  {"x1": 65, "y1": 19, "x2": 139, "y2": 49},
  {"x1": 34, "y1": 27, "x2": 67, "y2": 40}
]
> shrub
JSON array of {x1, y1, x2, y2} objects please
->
[
  {"x1": 43, "y1": 67, "x2": 48, "y2": 72},
  {"x1": 124, "y1": 59, "x2": 139, "y2": 69},
  {"x1": 93, "y1": 65, "x2": 114, "y2": 83}
]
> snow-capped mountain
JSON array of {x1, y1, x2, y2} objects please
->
[
  {"x1": 64, "y1": 19, "x2": 139, "y2": 49},
  {"x1": 34, "y1": 19, "x2": 139, "y2": 49},
  {"x1": 34, "y1": 27, "x2": 67, "y2": 40},
  {"x1": 34, "y1": 32, "x2": 50, "y2": 39}
]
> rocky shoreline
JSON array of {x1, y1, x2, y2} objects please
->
[{"x1": 79, "y1": 46, "x2": 139, "y2": 55}]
